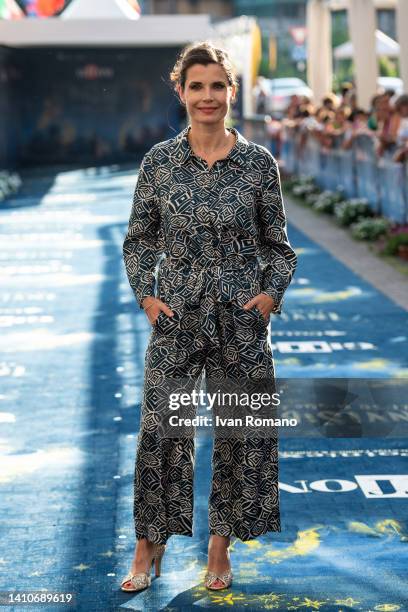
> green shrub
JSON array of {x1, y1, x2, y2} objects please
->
[
  {"x1": 305, "y1": 192, "x2": 319, "y2": 206},
  {"x1": 283, "y1": 176, "x2": 299, "y2": 190},
  {"x1": 312, "y1": 190, "x2": 345, "y2": 214},
  {"x1": 351, "y1": 218, "x2": 391, "y2": 241},
  {"x1": 0, "y1": 170, "x2": 22, "y2": 201},
  {"x1": 381, "y1": 232, "x2": 408, "y2": 255},
  {"x1": 292, "y1": 183, "x2": 320, "y2": 199},
  {"x1": 334, "y1": 198, "x2": 373, "y2": 226},
  {"x1": 286, "y1": 175, "x2": 318, "y2": 197}
]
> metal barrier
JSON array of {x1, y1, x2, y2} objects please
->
[
  {"x1": 242, "y1": 116, "x2": 271, "y2": 151},
  {"x1": 300, "y1": 133, "x2": 320, "y2": 178},
  {"x1": 282, "y1": 135, "x2": 297, "y2": 174},
  {"x1": 377, "y1": 153, "x2": 407, "y2": 223},
  {"x1": 354, "y1": 135, "x2": 380, "y2": 213},
  {"x1": 337, "y1": 145, "x2": 356, "y2": 199},
  {"x1": 241, "y1": 117, "x2": 407, "y2": 223},
  {"x1": 279, "y1": 128, "x2": 408, "y2": 223}
]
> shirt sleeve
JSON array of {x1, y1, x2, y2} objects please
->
[
  {"x1": 122, "y1": 152, "x2": 161, "y2": 309},
  {"x1": 257, "y1": 153, "x2": 298, "y2": 315}
]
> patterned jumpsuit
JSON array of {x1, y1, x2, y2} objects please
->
[{"x1": 122, "y1": 125, "x2": 298, "y2": 545}]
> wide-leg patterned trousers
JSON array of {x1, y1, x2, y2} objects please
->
[{"x1": 133, "y1": 292, "x2": 281, "y2": 545}]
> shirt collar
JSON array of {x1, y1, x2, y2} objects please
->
[{"x1": 173, "y1": 124, "x2": 249, "y2": 168}]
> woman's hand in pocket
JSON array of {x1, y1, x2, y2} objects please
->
[
  {"x1": 141, "y1": 297, "x2": 174, "y2": 326},
  {"x1": 243, "y1": 293, "x2": 275, "y2": 322}
]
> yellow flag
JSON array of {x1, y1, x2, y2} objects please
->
[
  {"x1": 251, "y1": 22, "x2": 262, "y2": 86},
  {"x1": 269, "y1": 35, "x2": 277, "y2": 72}
]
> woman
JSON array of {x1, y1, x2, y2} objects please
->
[
  {"x1": 342, "y1": 108, "x2": 370, "y2": 150},
  {"x1": 391, "y1": 94, "x2": 408, "y2": 163},
  {"x1": 121, "y1": 41, "x2": 298, "y2": 593},
  {"x1": 367, "y1": 94, "x2": 394, "y2": 156}
]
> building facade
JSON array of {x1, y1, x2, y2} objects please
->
[{"x1": 142, "y1": 0, "x2": 233, "y2": 18}]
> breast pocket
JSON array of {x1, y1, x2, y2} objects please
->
[
  {"x1": 160, "y1": 183, "x2": 195, "y2": 233},
  {"x1": 220, "y1": 184, "x2": 257, "y2": 231}
]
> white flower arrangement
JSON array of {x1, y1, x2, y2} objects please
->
[{"x1": 0, "y1": 170, "x2": 22, "y2": 202}]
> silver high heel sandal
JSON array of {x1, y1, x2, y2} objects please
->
[
  {"x1": 120, "y1": 543, "x2": 166, "y2": 592},
  {"x1": 204, "y1": 546, "x2": 233, "y2": 590},
  {"x1": 204, "y1": 568, "x2": 233, "y2": 590}
]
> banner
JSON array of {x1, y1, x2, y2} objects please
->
[{"x1": 1, "y1": 46, "x2": 182, "y2": 168}]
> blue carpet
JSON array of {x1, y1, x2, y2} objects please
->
[{"x1": 0, "y1": 164, "x2": 407, "y2": 611}]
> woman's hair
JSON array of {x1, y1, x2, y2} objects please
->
[
  {"x1": 335, "y1": 106, "x2": 351, "y2": 119},
  {"x1": 169, "y1": 41, "x2": 239, "y2": 102},
  {"x1": 317, "y1": 109, "x2": 334, "y2": 123},
  {"x1": 349, "y1": 108, "x2": 367, "y2": 122},
  {"x1": 370, "y1": 94, "x2": 382, "y2": 110},
  {"x1": 395, "y1": 93, "x2": 408, "y2": 112},
  {"x1": 322, "y1": 93, "x2": 339, "y2": 108}
]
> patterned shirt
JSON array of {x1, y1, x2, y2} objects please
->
[{"x1": 123, "y1": 124, "x2": 297, "y2": 315}]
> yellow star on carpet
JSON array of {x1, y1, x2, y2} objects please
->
[
  {"x1": 335, "y1": 598, "x2": 360, "y2": 606},
  {"x1": 209, "y1": 592, "x2": 246, "y2": 605},
  {"x1": 73, "y1": 563, "x2": 91, "y2": 571},
  {"x1": 297, "y1": 597, "x2": 327, "y2": 609}
]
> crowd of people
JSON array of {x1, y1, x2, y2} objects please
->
[{"x1": 264, "y1": 84, "x2": 408, "y2": 163}]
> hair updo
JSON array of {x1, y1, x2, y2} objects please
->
[{"x1": 169, "y1": 41, "x2": 239, "y2": 103}]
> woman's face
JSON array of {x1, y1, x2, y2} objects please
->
[
  {"x1": 398, "y1": 103, "x2": 408, "y2": 118},
  {"x1": 377, "y1": 96, "x2": 390, "y2": 117},
  {"x1": 177, "y1": 62, "x2": 236, "y2": 126},
  {"x1": 354, "y1": 112, "x2": 366, "y2": 126}
]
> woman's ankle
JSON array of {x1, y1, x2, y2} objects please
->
[
  {"x1": 134, "y1": 538, "x2": 154, "y2": 557},
  {"x1": 208, "y1": 534, "x2": 230, "y2": 548},
  {"x1": 136, "y1": 537, "x2": 155, "y2": 547}
]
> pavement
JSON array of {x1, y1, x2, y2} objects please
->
[
  {"x1": 0, "y1": 163, "x2": 407, "y2": 611},
  {"x1": 283, "y1": 192, "x2": 408, "y2": 313}
]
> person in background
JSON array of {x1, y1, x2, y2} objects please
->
[
  {"x1": 313, "y1": 108, "x2": 335, "y2": 148},
  {"x1": 265, "y1": 114, "x2": 283, "y2": 158},
  {"x1": 342, "y1": 108, "x2": 370, "y2": 150},
  {"x1": 279, "y1": 101, "x2": 301, "y2": 159},
  {"x1": 367, "y1": 94, "x2": 395, "y2": 156},
  {"x1": 339, "y1": 82, "x2": 353, "y2": 107},
  {"x1": 324, "y1": 106, "x2": 350, "y2": 146},
  {"x1": 297, "y1": 105, "x2": 318, "y2": 153},
  {"x1": 316, "y1": 93, "x2": 339, "y2": 115},
  {"x1": 367, "y1": 94, "x2": 382, "y2": 129},
  {"x1": 253, "y1": 76, "x2": 269, "y2": 115},
  {"x1": 382, "y1": 88, "x2": 397, "y2": 107},
  {"x1": 343, "y1": 90, "x2": 359, "y2": 114},
  {"x1": 392, "y1": 94, "x2": 408, "y2": 163},
  {"x1": 299, "y1": 95, "x2": 312, "y2": 107},
  {"x1": 298, "y1": 105, "x2": 318, "y2": 131}
]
